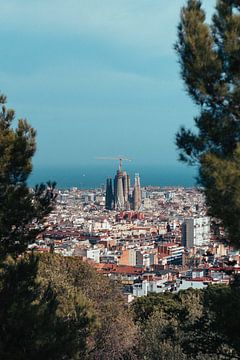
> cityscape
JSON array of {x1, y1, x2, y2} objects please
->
[
  {"x1": 31, "y1": 161, "x2": 238, "y2": 302},
  {"x1": 1, "y1": 0, "x2": 240, "y2": 358}
]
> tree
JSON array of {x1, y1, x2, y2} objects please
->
[
  {"x1": 132, "y1": 288, "x2": 240, "y2": 359},
  {"x1": 0, "y1": 93, "x2": 56, "y2": 258},
  {"x1": 0, "y1": 254, "x2": 96, "y2": 360},
  {"x1": 0, "y1": 93, "x2": 98, "y2": 359},
  {"x1": 0, "y1": 93, "x2": 138, "y2": 359},
  {"x1": 139, "y1": 311, "x2": 186, "y2": 360},
  {"x1": 38, "y1": 253, "x2": 138, "y2": 360},
  {"x1": 132, "y1": 290, "x2": 203, "y2": 360},
  {"x1": 175, "y1": 0, "x2": 240, "y2": 246}
]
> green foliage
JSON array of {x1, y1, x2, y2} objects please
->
[
  {"x1": 0, "y1": 93, "x2": 56, "y2": 258},
  {"x1": 132, "y1": 287, "x2": 240, "y2": 359},
  {"x1": 140, "y1": 311, "x2": 185, "y2": 360},
  {"x1": 200, "y1": 145, "x2": 240, "y2": 246},
  {"x1": 132, "y1": 292, "x2": 184, "y2": 323},
  {"x1": 175, "y1": 1, "x2": 240, "y2": 245},
  {"x1": 203, "y1": 282, "x2": 240, "y2": 355},
  {"x1": 0, "y1": 254, "x2": 95, "y2": 360},
  {"x1": 37, "y1": 253, "x2": 138, "y2": 360},
  {"x1": 0, "y1": 253, "x2": 138, "y2": 359},
  {"x1": 133, "y1": 289, "x2": 204, "y2": 360},
  {"x1": 0, "y1": 93, "x2": 137, "y2": 359}
]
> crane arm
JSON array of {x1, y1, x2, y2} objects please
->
[{"x1": 96, "y1": 156, "x2": 131, "y2": 172}]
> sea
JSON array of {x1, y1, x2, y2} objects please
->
[{"x1": 29, "y1": 164, "x2": 198, "y2": 189}]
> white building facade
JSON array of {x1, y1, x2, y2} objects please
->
[{"x1": 182, "y1": 217, "x2": 210, "y2": 248}]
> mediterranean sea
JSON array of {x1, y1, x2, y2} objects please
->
[{"x1": 29, "y1": 164, "x2": 197, "y2": 189}]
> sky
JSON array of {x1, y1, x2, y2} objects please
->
[{"x1": 0, "y1": 0, "x2": 215, "y2": 173}]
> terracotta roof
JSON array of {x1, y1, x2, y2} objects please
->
[{"x1": 95, "y1": 263, "x2": 143, "y2": 275}]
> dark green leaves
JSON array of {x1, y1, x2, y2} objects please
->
[
  {"x1": 175, "y1": 0, "x2": 240, "y2": 246},
  {"x1": 0, "y1": 94, "x2": 56, "y2": 258}
]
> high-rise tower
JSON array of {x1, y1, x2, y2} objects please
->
[
  {"x1": 133, "y1": 173, "x2": 141, "y2": 211},
  {"x1": 105, "y1": 178, "x2": 114, "y2": 210},
  {"x1": 114, "y1": 170, "x2": 125, "y2": 210},
  {"x1": 122, "y1": 171, "x2": 131, "y2": 210},
  {"x1": 105, "y1": 163, "x2": 142, "y2": 211},
  {"x1": 122, "y1": 171, "x2": 128, "y2": 202}
]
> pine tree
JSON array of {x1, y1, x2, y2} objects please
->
[
  {"x1": 0, "y1": 254, "x2": 96, "y2": 360},
  {"x1": 0, "y1": 93, "x2": 56, "y2": 258},
  {"x1": 175, "y1": 0, "x2": 240, "y2": 246},
  {"x1": 0, "y1": 94, "x2": 97, "y2": 359},
  {"x1": 0, "y1": 95, "x2": 137, "y2": 358}
]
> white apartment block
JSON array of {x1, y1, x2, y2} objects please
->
[{"x1": 182, "y1": 217, "x2": 210, "y2": 248}]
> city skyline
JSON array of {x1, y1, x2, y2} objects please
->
[
  {"x1": 29, "y1": 162, "x2": 197, "y2": 189},
  {"x1": 105, "y1": 165, "x2": 142, "y2": 211}
]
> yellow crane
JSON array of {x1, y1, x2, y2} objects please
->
[{"x1": 96, "y1": 156, "x2": 131, "y2": 172}]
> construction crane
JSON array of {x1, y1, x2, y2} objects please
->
[{"x1": 96, "y1": 156, "x2": 131, "y2": 172}]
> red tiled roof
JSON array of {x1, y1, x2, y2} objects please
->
[
  {"x1": 210, "y1": 267, "x2": 240, "y2": 271},
  {"x1": 95, "y1": 263, "x2": 143, "y2": 275}
]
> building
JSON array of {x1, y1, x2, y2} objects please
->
[
  {"x1": 118, "y1": 249, "x2": 137, "y2": 266},
  {"x1": 105, "y1": 178, "x2": 114, "y2": 210},
  {"x1": 133, "y1": 173, "x2": 141, "y2": 211},
  {"x1": 158, "y1": 243, "x2": 185, "y2": 265},
  {"x1": 75, "y1": 248, "x2": 100, "y2": 263},
  {"x1": 136, "y1": 250, "x2": 158, "y2": 268},
  {"x1": 122, "y1": 171, "x2": 130, "y2": 206},
  {"x1": 182, "y1": 217, "x2": 210, "y2": 248},
  {"x1": 133, "y1": 270, "x2": 177, "y2": 296},
  {"x1": 105, "y1": 167, "x2": 141, "y2": 211},
  {"x1": 114, "y1": 170, "x2": 124, "y2": 209}
]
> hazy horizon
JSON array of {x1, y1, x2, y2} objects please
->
[{"x1": 29, "y1": 163, "x2": 197, "y2": 189}]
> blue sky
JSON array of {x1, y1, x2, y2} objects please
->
[{"x1": 0, "y1": 0, "x2": 215, "y2": 170}]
